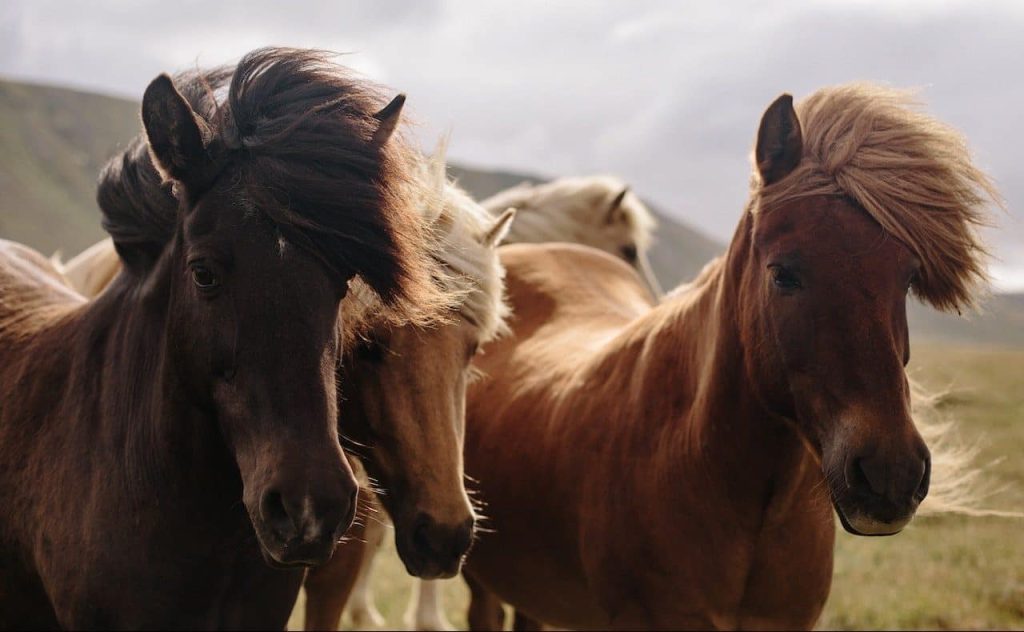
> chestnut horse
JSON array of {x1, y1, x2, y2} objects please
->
[
  {"x1": 0, "y1": 48, "x2": 445, "y2": 629},
  {"x1": 462, "y1": 84, "x2": 998, "y2": 630},
  {"x1": 482, "y1": 176, "x2": 663, "y2": 298}
]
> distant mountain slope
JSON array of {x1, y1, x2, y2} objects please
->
[
  {"x1": 909, "y1": 293, "x2": 1024, "y2": 348},
  {"x1": 0, "y1": 77, "x2": 1019, "y2": 347},
  {"x1": 0, "y1": 79, "x2": 139, "y2": 256}
]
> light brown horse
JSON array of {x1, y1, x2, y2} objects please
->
[
  {"x1": 0, "y1": 48, "x2": 445, "y2": 629},
  {"x1": 331, "y1": 174, "x2": 665, "y2": 631},
  {"x1": 462, "y1": 84, "x2": 998, "y2": 630},
  {"x1": 302, "y1": 145, "x2": 515, "y2": 631}
]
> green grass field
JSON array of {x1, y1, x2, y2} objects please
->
[{"x1": 287, "y1": 342, "x2": 1023, "y2": 631}]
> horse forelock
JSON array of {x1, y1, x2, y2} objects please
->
[
  {"x1": 753, "y1": 83, "x2": 1000, "y2": 313},
  {"x1": 340, "y1": 149, "x2": 509, "y2": 351},
  {"x1": 99, "y1": 47, "x2": 447, "y2": 326}
]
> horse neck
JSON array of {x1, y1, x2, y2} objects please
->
[
  {"x1": 60, "y1": 253, "x2": 225, "y2": 496},
  {"x1": 584, "y1": 213, "x2": 814, "y2": 519}
]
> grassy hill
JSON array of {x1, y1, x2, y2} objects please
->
[
  {"x1": 0, "y1": 79, "x2": 139, "y2": 257},
  {"x1": 0, "y1": 76, "x2": 1020, "y2": 347}
]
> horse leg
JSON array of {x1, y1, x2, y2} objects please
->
[
  {"x1": 303, "y1": 492, "x2": 386, "y2": 631},
  {"x1": 465, "y1": 572, "x2": 505, "y2": 632},
  {"x1": 403, "y1": 579, "x2": 454, "y2": 631}
]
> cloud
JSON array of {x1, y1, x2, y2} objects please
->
[{"x1": 1, "y1": 0, "x2": 1021, "y2": 284}]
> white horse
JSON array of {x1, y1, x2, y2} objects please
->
[{"x1": 482, "y1": 175, "x2": 663, "y2": 299}]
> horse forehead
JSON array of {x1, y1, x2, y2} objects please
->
[
  {"x1": 185, "y1": 188, "x2": 251, "y2": 240},
  {"x1": 757, "y1": 197, "x2": 903, "y2": 262}
]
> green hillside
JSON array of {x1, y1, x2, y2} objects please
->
[
  {"x1": 0, "y1": 77, "x2": 1019, "y2": 348},
  {"x1": 0, "y1": 79, "x2": 139, "y2": 257}
]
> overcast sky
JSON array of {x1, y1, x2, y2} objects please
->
[{"x1": 3, "y1": 0, "x2": 1022, "y2": 289}]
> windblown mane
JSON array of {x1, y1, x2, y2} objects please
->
[
  {"x1": 344, "y1": 140, "x2": 508, "y2": 350},
  {"x1": 755, "y1": 83, "x2": 1000, "y2": 312},
  {"x1": 426, "y1": 142, "x2": 509, "y2": 342},
  {"x1": 98, "y1": 47, "x2": 444, "y2": 318},
  {"x1": 480, "y1": 176, "x2": 656, "y2": 250}
]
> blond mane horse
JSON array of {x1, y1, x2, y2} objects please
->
[
  {"x1": 482, "y1": 175, "x2": 663, "y2": 298},
  {"x1": 461, "y1": 84, "x2": 1001, "y2": 630},
  {"x1": 334, "y1": 174, "x2": 667, "y2": 631},
  {"x1": 302, "y1": 144, "x2": 514, "y2": 631}
]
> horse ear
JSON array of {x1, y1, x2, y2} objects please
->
[
  {"x1": 141, "y1": 74, "x2": 211, "y2": 187},
  {"x1": 430, "y1": 134, "x2": 449, "y2": 197},
  {"x1": 372, "y1": 93, "x2": 406, "y2": 146},
  {"x1": 755, "y1": 94, "x2": 803, "y2": 186},
  {"x1": 484, "y1": 208, "x2": 516, "y2": 247},
  {"x1": 605, "y1": 186, "x2": 630, "y2": 224}
]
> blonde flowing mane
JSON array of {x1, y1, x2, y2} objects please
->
[
  {"x1": 343, "y1": 140, "x2": 509, "y2": 349},
  {"x1": 756, "y1": 83, "x2": 1000, "y2": 313},
  {"x1": 480, "y1": 176, "x2": 656, "y2": 251}
]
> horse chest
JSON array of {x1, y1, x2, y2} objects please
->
[{"x1": 579, "y1": 466, "x2": 834, "y2": 630}]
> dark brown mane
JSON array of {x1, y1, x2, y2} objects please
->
[
  {"x1": 98, "y1": 136, "x2": 176, "y2": 253},
  {"x1": 99, "y1": 47, "x2": 435, "y2": 308}
]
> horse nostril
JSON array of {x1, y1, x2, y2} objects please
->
[
  {"x1": 914, "y1": 455, "x2": 931, "y2": 502},
  {"x1": 853, "y1": 456, "x2": 886, "y2": 496},
  {"x1": 260, "y1": 489, "x2": 295, "y2": 539},
  {"x1": 412, "y1": 513, "x2": 434, "y2": 556}
]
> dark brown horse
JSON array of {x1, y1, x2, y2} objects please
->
[
  {"x1": 462, "y1": 85, "x2": 998, "y2": 630},
  {"x1": 0, "y1": 48, "x2": 441, "y2": 629},
  {"x1": 57, "y1": 144, "x2": 515, "y2": 630}
]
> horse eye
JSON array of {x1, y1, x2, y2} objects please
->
[
  {"x1": 907, "y1": 271, "x2": 920, "y2": 293},
  {"x1": 467, "y1": 341, "x2": 480, "y2": 362},
  {"x1": 192, "y1": 265, "x2": 219, "y2": 289},
  {"x1": 620, "y1": 244, "x2": 638, "y2": 263},
  {"x1": 769, "y1": 265, "x2": 802, "y2": 290}
]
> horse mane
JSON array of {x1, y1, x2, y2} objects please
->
[
  {"x1": 754, "y1": 83, "x2": 1000, "y2": 313},
  {"x1": 98, "y1": 136, "x2": 176, "y2": 252},
  {"x1": 426, "y1": 140, "x2": 509, "y2": 342},
  {"x1": 480, "y1": 176, "x2": 656, "y2": 250},
  {"x1": 343, "y1": 139, "x2": 509, "y2": 350},
  {"x1": 98, "y1": 47, "x2": 446, "y2": 319}
]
